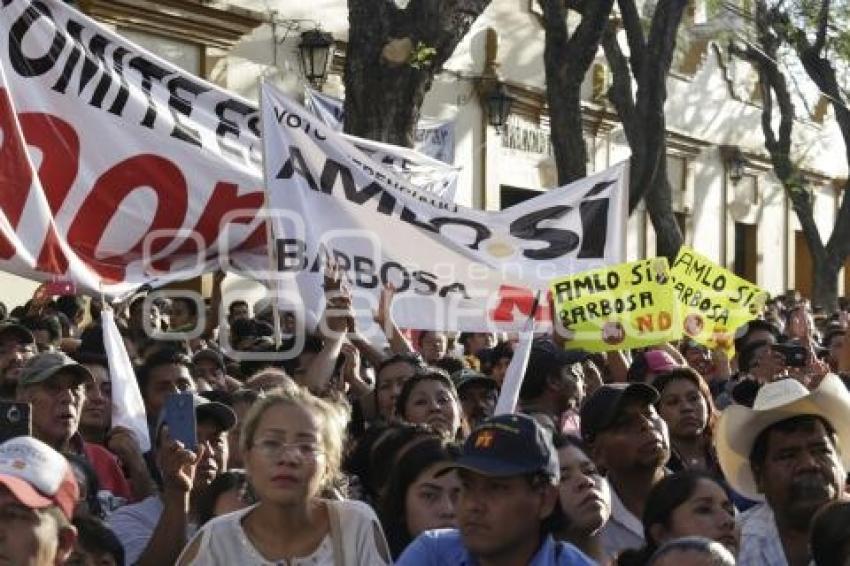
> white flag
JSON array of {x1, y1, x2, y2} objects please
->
[
  {"x1": 102, "y1": 309, "x2": 150, "y2": 452},
  {"x1": 494, "y1": 328, "x2": 536, "y2": 415}
]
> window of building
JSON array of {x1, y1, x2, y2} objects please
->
[{"x1": 734, "y1": 222, "x2": 758, "y2": 283}]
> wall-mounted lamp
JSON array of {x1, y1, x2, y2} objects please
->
[
  {"x1": 485, "y1": 83, "x2": 514, "y2": 134},
  {"x1": 722, "y1": 145, "x2": 746, "y2": 185},
  {"x1": 298, "y1": 28, "x2": 334, "y2": 88}
]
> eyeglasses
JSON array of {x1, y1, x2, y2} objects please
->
[{"x1": 251, "y1": 439, "x2": 324, "y2": 461}]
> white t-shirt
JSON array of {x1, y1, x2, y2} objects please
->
[{"x1": 176, "y1": 499, "x2": 391, "y2": 566}]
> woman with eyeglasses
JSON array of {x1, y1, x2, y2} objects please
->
[{"x1": 176, "y1": 387, "x2": 392, "y2": 565}]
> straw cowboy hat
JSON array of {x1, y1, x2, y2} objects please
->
[{"x1": 716, "y1": 374, "x2": 850, "y2": 501}]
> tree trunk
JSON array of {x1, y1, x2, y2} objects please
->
[
  {"x1": 645, "y1": 160, "x2": 681, "y2": 259},
  {"x1": 540, "y1": 0, "x2": 615, "y2": 185},
  {"x1": 739, "y1": 1, "x2": 850, "y2": 312},
  {"x1": 344, "y1": 0, "x2": 492, "y2": 146},
  {"x1": 812, "y1": 255, "x2": 841, "y2": 311},
  {"x1": 601, "y1": 0, "x2": 687, "y2": 260}
]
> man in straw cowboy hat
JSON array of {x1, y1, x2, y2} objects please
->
[{"x1": 716, "y1": 374, "x2": 850, "y2": 566}]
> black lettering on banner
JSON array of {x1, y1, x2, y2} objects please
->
[
  {"x1": 276, "y1": 238, "x2": 306, "y2": 271},
  {"x1": 82, "y1": 33, "x2": 112, "y2": 108},
  {"x1": 553, "y1": 281, "x2": 570, "y2": 305},
  {"x1": 51, "y1": 19, "x2": 83, "y2": 93},
  {"x1": 400, "y1": 207, "x2": 438, "y2": 233},
  {"x1": 412, "y1": 271, "x2": 437, "y2": 295},
  {"x1": 167, "y1": 76, "x2": 209, "y2": 147},
  {"x1": 578, "y1": 199, "x2": 609, "y2": 258},
  {"x1": 439, "y1": 282, "x2": 470, "y2": 299},
  {"x1": 276, "y1": 146, "x2": 319, "y2": 191},
  {"x1": 380, "y1": 262, "x2": 411, "y2": 293},
  {"x1": 108, "y1": 46, "x2": 131, "y2": 116},
  {"x1": 377, "y1": 191, "x2": 397, "y2": 215},
  {"x1": 559, "y1": 287, "x2": 652, "y2": 327},
  {"x1": 582, "y1": 179, "x2": 616, "y2": 198},
  {"x1": 320, "y1": 159, "x2": 382, "y2": 204},
  {"x1": 215, "y1": 98, "x2": 253, "y2": 161},
  {"x1": 509, "y1": 205, "x2": 579, "y2": 260},
  {"x1": 430, "y1": 217, "x2": 492, "y2": 251},
  {"x1": 9, "y1": 1, "x2": 66, "y2": 78},
  {"x1": 127, "y1": 56, "x2": 170, "y2": 129},
  {"x1": 353, "y1": 256, "x2": 378, "y2": 289}
]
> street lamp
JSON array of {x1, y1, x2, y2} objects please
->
[
  {"x1": 298, "y1": 29, "x2": 334, "y2": 88},
  {"x1": 486, "y1": 83, "x2": 514, "y2": 133},
  {"x1": 725, "y1": 146, "x2": 746, "y2": 185}
]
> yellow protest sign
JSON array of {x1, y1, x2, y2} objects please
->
[
  {"x1": 670, "y1": 246, "x2": 768, "y2": 352},
  {"x1": 549, "y1": 258, "x2": 678, "y2": 352}
]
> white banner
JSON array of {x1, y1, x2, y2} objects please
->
[
  {"x1": 0, "y1": 1, "x2": 461, "y2": 295},
  {"x1": 305, "y1": 87, "x2": 456, "y2": 165},
  {"x1": 0, "y1": 0, "x2": 267, "y2": 295},
  {"x1": 262, "y1": 83, "x2": 629, "y2": 332}
]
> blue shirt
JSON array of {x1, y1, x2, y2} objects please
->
[{"x1": 396, "y1": 529, "x2": 597, "y2": 566}]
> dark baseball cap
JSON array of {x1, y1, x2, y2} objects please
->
[
  {"x1": 580, "y1": 383, "x2": 659, "y2": 443},
  {"x1": 192, "y1": 348, "x2": 225, "y2": 371},
  {"x1": 443, "y1": 413, "x2": 559, "y2": 482},
  {"x1": 18, "y1": 352, "x2": 92, "y2": 388},
  {"x1": 0, "y1": 322, "x2": 34, "y2": 345},
  {"x1": 451, "y1": 369, "x2": 498, "y2": 392},
  {"x1": 520, "y1": 339, "x2": 588, "y2": 401}
]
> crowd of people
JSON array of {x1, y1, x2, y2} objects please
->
[{"x1": 1, "y1": 277, "x2": 850, "y2": 565}]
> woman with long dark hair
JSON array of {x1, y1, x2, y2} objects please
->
[
  {"x1": 617, "y1": 470, "x2": 738, "y2": 566},
  {"x1": 396, "y1": 370, "x2": 467, "y2": 440},
  {"x1": 652, "y1": 368, "x2": 721, "y2": 477},
  {"x1": 552, "y1": 434, "x2": 612, "y2": 565},
  {"x1": 379, "y1": 435, "x2": 460, "y2": 558}
]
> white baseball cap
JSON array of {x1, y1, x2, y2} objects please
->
[{"x1": 0, "y1": 436, "x2": 79, "y2": 520}]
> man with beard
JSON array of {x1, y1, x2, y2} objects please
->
[
  {"x1": 0, "y1": 321, "x2": 35, "y2": 400},
  {"x1": 580, "y1": 382, "x2": 670, "y2": 559},
  {"x1": 716, "y1": 374, "x2": 850, "y2": 566}
]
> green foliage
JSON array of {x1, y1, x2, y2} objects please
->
[{"x1": 408, "y1": 42, "x2": 437, "y2": 69}]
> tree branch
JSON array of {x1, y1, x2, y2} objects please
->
[
  {"x1": 628, "y1": 0, "x2": 688, "y2": 210},
  {"x1": 617, "y1": 0, "x2": 646, "y2": 77},
  {"x1": 568, "y1": 0, "x2": 615, "y2": 70},
  {"x1": 540, "y1": 0, "x2": 614, "y2": 184},
  {"x1": 601, "y1": 24, "x2": 638, "y2": 146},
  {"x1": 814, "y1": 0, "x2": 831, "y2": 55}
]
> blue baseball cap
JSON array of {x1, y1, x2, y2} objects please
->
[{"x1": 443, "y1": 413, "x2": 559, "y2": 482}]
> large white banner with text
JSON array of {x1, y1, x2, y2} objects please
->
[
  {"x1": 0, "y1": 0, "x2": 461, "y2": 295},
  {"x1": 262, "y1": 83, "x2": 629, "y2": 331}
]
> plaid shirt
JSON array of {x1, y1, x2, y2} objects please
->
[{"x1": 737, "y1": 503, "x2": 789, "y2": 566}]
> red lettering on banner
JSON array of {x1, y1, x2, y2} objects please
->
[
  {"x1": 67, "y1": 155, "x2": 188, "y2": 282},
  {"x1": 149, "y1": 182, "x2": 265, "y2": 272},
  {"x1": 0, "y1": 89, "x2": 32, "y2": 260},
  {"x1": 489, "y1": 284, "x2": 551, "y2": 323},
  {"x1": 0, "y1": 88, "x2": 78, "y2": 273},
  {"x1": 0, "y1": 87, "x2": 263, "y2": 284}
]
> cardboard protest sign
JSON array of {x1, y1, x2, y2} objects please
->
[
  {"x1": 670, "y1": 246, "x2": 768, "y2": 352},
  {"x1": 550, "y1": 258, "x2": 677, "y2": 352}
]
